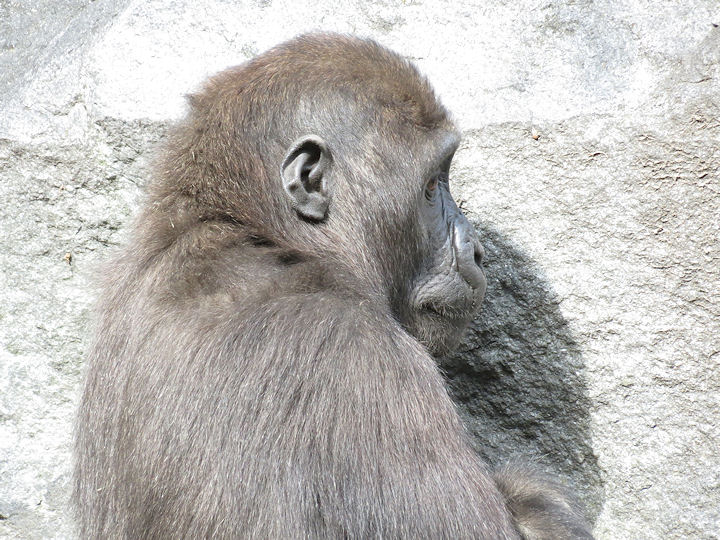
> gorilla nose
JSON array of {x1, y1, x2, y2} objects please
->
[
  {"x1": 473, "y1": 239, "x2": 485, "y2": 267},
  {"x1": 453, "y1": 221, "x2": 485, "y2": 290}
]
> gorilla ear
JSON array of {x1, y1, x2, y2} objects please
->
[{"x1": 281, "y1": 135, "x2": 332, "y2": 221}]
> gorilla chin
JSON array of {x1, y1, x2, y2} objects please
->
[{"x1": 74, "y1": 33, "x2": 594, "y2": 540}]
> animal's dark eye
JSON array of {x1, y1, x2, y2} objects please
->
[{"x1": 424, "y1": 177, "x2": 439, "y2": 201}]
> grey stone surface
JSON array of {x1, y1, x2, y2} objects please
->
[{"x1": 1, "y1": 1, "x2": 718, "y2": 538}]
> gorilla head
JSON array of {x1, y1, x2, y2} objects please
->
[
  {"x1": 157, "y1": 34, "x2": 485, "y2": 354},
  {"x1": 74, "y1": 33, "x2": 592, "y2": 540}
]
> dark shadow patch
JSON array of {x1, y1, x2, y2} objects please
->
[{"x1": 438, "y1": 223, "x2": 605, "y2": 522}]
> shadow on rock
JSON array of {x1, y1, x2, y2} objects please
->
[{"x1": 439, "y1": 223, "x2": 605, "y2": 521}]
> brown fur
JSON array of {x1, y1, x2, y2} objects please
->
[{"x1": 74, "y1": 33, "x2": 592, "y2": 539}]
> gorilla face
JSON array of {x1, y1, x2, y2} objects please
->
[
  {"x1": 276, "y1": 59, "x2": 485, "y2": 360},
  {"x1": 405, "y1": 134, "x2": 487, "y2": 356},
  {"x1": 280, "y1": 126, "x2": 484, "y2": 358}
]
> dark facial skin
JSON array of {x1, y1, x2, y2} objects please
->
[
  {"x1": 73, "y1": 33, "x2": 593, "y2": 540},
  {"x1": 407, "y1": 134, "x2": 486, "y2": 355}
]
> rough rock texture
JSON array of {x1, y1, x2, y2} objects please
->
[{"x1": 1, "y1": 1, "x2": 718, "y2": 538}]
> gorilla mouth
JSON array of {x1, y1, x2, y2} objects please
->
[
  {"x1": 419, "y1": 295, "x2": 477, "y2": 322},
  {"x1": 409, "y1": 256, "x2": 482, "y2": 324}
]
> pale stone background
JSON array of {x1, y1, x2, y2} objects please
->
[{"x1": 1, "y1": 1, "x2": 718, "y2": 538}]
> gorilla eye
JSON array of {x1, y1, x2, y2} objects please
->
[{"x1": 425, "y1": 177, "x2": 439, "y2": 199}]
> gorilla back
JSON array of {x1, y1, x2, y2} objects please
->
[{"x1": 74, "y1": 34, "x2": 592, "y2": 539}]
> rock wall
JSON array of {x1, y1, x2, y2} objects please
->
[{"x1": 1, "y1": 1, "x2": 718, "y2": 538}]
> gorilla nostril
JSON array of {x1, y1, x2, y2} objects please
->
[
  {"x1": 453, "y1": 235, "x2": 486, "y2": 290},
  {"x1": 473, "y1": 241, "x2": 485, "y2": 267}
]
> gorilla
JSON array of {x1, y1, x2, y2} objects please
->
[{"x1": 74, "y1": 33, "x2": 592, "y2": 539}]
